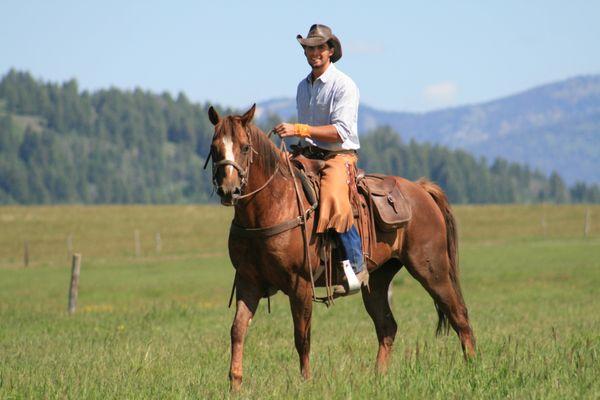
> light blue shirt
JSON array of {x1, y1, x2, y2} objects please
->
[{"x1": 296, "y1": 64, "x2": 360, "y2": 151}]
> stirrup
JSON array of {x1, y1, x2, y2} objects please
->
[{"x1": 341, "y1": 260, "x2": 361, "y2": 295}]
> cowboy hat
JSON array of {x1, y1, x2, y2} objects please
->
[{"x1": 296, "y1": 24, "x2": 342, "y2": 63}]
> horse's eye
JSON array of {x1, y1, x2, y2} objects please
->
[{"x1": 241, "y1": 144, "x2": 250, "y2": 154}]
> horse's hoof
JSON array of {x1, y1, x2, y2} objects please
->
[
  {"x1": 230, "y1": 380, "x2": 242, "y2": 392},
  {"x1": 229, "y1": 374, "x2": 243, "y2": 392},
  {"x1": 375, "y1": 365, "x2": 389, "y2": 375}
]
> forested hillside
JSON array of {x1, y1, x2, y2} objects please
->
[
  {"x1": 0, "y1": 70, "x2": 598, "y2": 204},
  {"x1": 0, "y1": 70, "x2": 222, "y2": 204}
]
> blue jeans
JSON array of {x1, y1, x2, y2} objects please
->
[{"x1": 337, "y1": 225, "x2": 364, "y2": 273}]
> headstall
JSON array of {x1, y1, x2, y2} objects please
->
[{"x1": 203, "y1": 126, "x2": 280, "y2": 204}]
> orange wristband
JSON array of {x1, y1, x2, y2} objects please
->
[{"x1": 294, "y1": 123, "x2": 311, "y2": 138}]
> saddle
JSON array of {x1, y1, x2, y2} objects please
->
[{"x1": 291, "y1": 155, "x2": 412, "y2": 272}]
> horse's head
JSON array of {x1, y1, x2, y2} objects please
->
[{"x1": 207, "y1": 104, "x2": 256, "y2": 205}]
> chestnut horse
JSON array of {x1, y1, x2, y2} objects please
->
[{"x1": 207, "y1": 105, "x2": 476, "y2": 391}]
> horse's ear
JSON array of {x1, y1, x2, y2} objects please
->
[
  {"x1": 208, "y1": 106, "x2": 220, "y2": 126},
  {"x1": 240, "y1": 103, "x2": 256, "y2": 125}
]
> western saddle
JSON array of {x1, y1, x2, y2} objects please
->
[{"x1": 290, "y1": 152, "x2": 412, "y2": 287}]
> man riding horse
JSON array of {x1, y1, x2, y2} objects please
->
[
  {"x1": 207, "y1": 24, "x2": 476, "y2": 391},
  {"x1": 274, "y1": 24, "x2": 367, "y2": 295}
]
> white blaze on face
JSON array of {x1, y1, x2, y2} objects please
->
[{"x1": 222, "y1": 135, "x2": 235, "y2": 175}]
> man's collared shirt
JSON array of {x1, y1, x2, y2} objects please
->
[{"x1": 296, "y1": 63, "x2": 360, "y2": 151}]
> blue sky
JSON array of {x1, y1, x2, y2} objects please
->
[{"x1": 1, "y1": 0, "x2": 599, "y2": 112}]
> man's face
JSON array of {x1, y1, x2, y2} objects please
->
[{"x1": 304, "y1": 43, "x2": 334, "y2": 69}]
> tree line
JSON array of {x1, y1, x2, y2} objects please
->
[{"x1": 0, "y1": 69, "x2": 598, "y2": 205}]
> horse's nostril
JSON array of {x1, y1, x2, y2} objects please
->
[
  {"x1": 216, "y1": 187, "x2": 225, "y2": 197},
  {"x1": 233, "y1": 187, "x2": 242, "y2": 195}
]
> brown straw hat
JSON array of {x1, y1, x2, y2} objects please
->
[{"x1": 296, "y1": 24, "x2": 342, "y2": 63}]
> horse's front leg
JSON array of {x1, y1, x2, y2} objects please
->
[
  {"x1": 289, "y1": 277, "x2": 313, "y2": 380},
  {"x1": 229, "y1": 279, "x2": 261, "y2": 392}
]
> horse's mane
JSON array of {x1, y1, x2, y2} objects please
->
[{"x1": 247, "y1": 123, "x2": 292, "y2": 179}]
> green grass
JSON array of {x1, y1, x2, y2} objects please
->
[{"x1": 0, "y1": 205, "x2": 599, "y2": 399}]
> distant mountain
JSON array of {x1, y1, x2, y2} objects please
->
[{"x1": 257, "y1": 75, "x2": 600, "y2": 184}]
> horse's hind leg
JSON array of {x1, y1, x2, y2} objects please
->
[
  {"x1": 229, "y1": 278, "x2": 262, "y2": 392},
  {"x1": 361, "y1": 260, "x2": 402, "y2": 373},
  {"x1": 405, "y1": 253, "x2": 476, "y2": 359},
  {"x1": 288, "y1": 276, "x2": 313, "y2": 380}
]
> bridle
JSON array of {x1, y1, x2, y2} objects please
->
[
  {"x1": 212, "y1": 158, "x2": 249, "y2": 190},
  {"x1": 203, "y1": 125, "x2": 280, "y2": 205}
]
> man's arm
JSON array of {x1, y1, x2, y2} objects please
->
[
  {"x1": 282, "y1": 80, "x2": 339, "y2": 142},
  {"x1": 277, "y1": 79, "x2": 358, "y2": 143},
  {"x1": 273, "y1": 123, "x2": 341, "y2": 143}
]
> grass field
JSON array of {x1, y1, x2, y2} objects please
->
[{"x1": 0, "y1": 204, "x2": 599, "y2": 399}]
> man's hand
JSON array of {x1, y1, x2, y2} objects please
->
[{"x1": 273, "y1": 123, "x2": 298, "y2": 138}]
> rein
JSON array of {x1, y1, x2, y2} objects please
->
[{"x1": 228, "y1": 137, "x2": 316, "y2": 239}]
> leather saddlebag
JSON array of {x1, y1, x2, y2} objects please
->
[{"x1": 364, "y1": 175, "x2": 411, "y2": 231}]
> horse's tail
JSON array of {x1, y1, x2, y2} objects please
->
[{"x1": 417, "y1": 178, "x2": 464, "y2": 336}]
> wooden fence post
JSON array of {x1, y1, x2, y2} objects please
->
[
  {"x1": 155, "y1": 232, "x2": 162, "y2": 254},
  {"x1": 23, "y1": 240, "x2": 29, "y2": 267},
  {"x1": 584, "y1": 207, "x2": 591, "y2": 237},
  {"x1": 541, "y1": 206, "x2": 547, "y2": 237},
  {"x1": 68, "y1": 253, "x2": 82, "y2": 315},
  {"x1": 134, "y1": 229, "x2": 141, "y2": 257}
]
